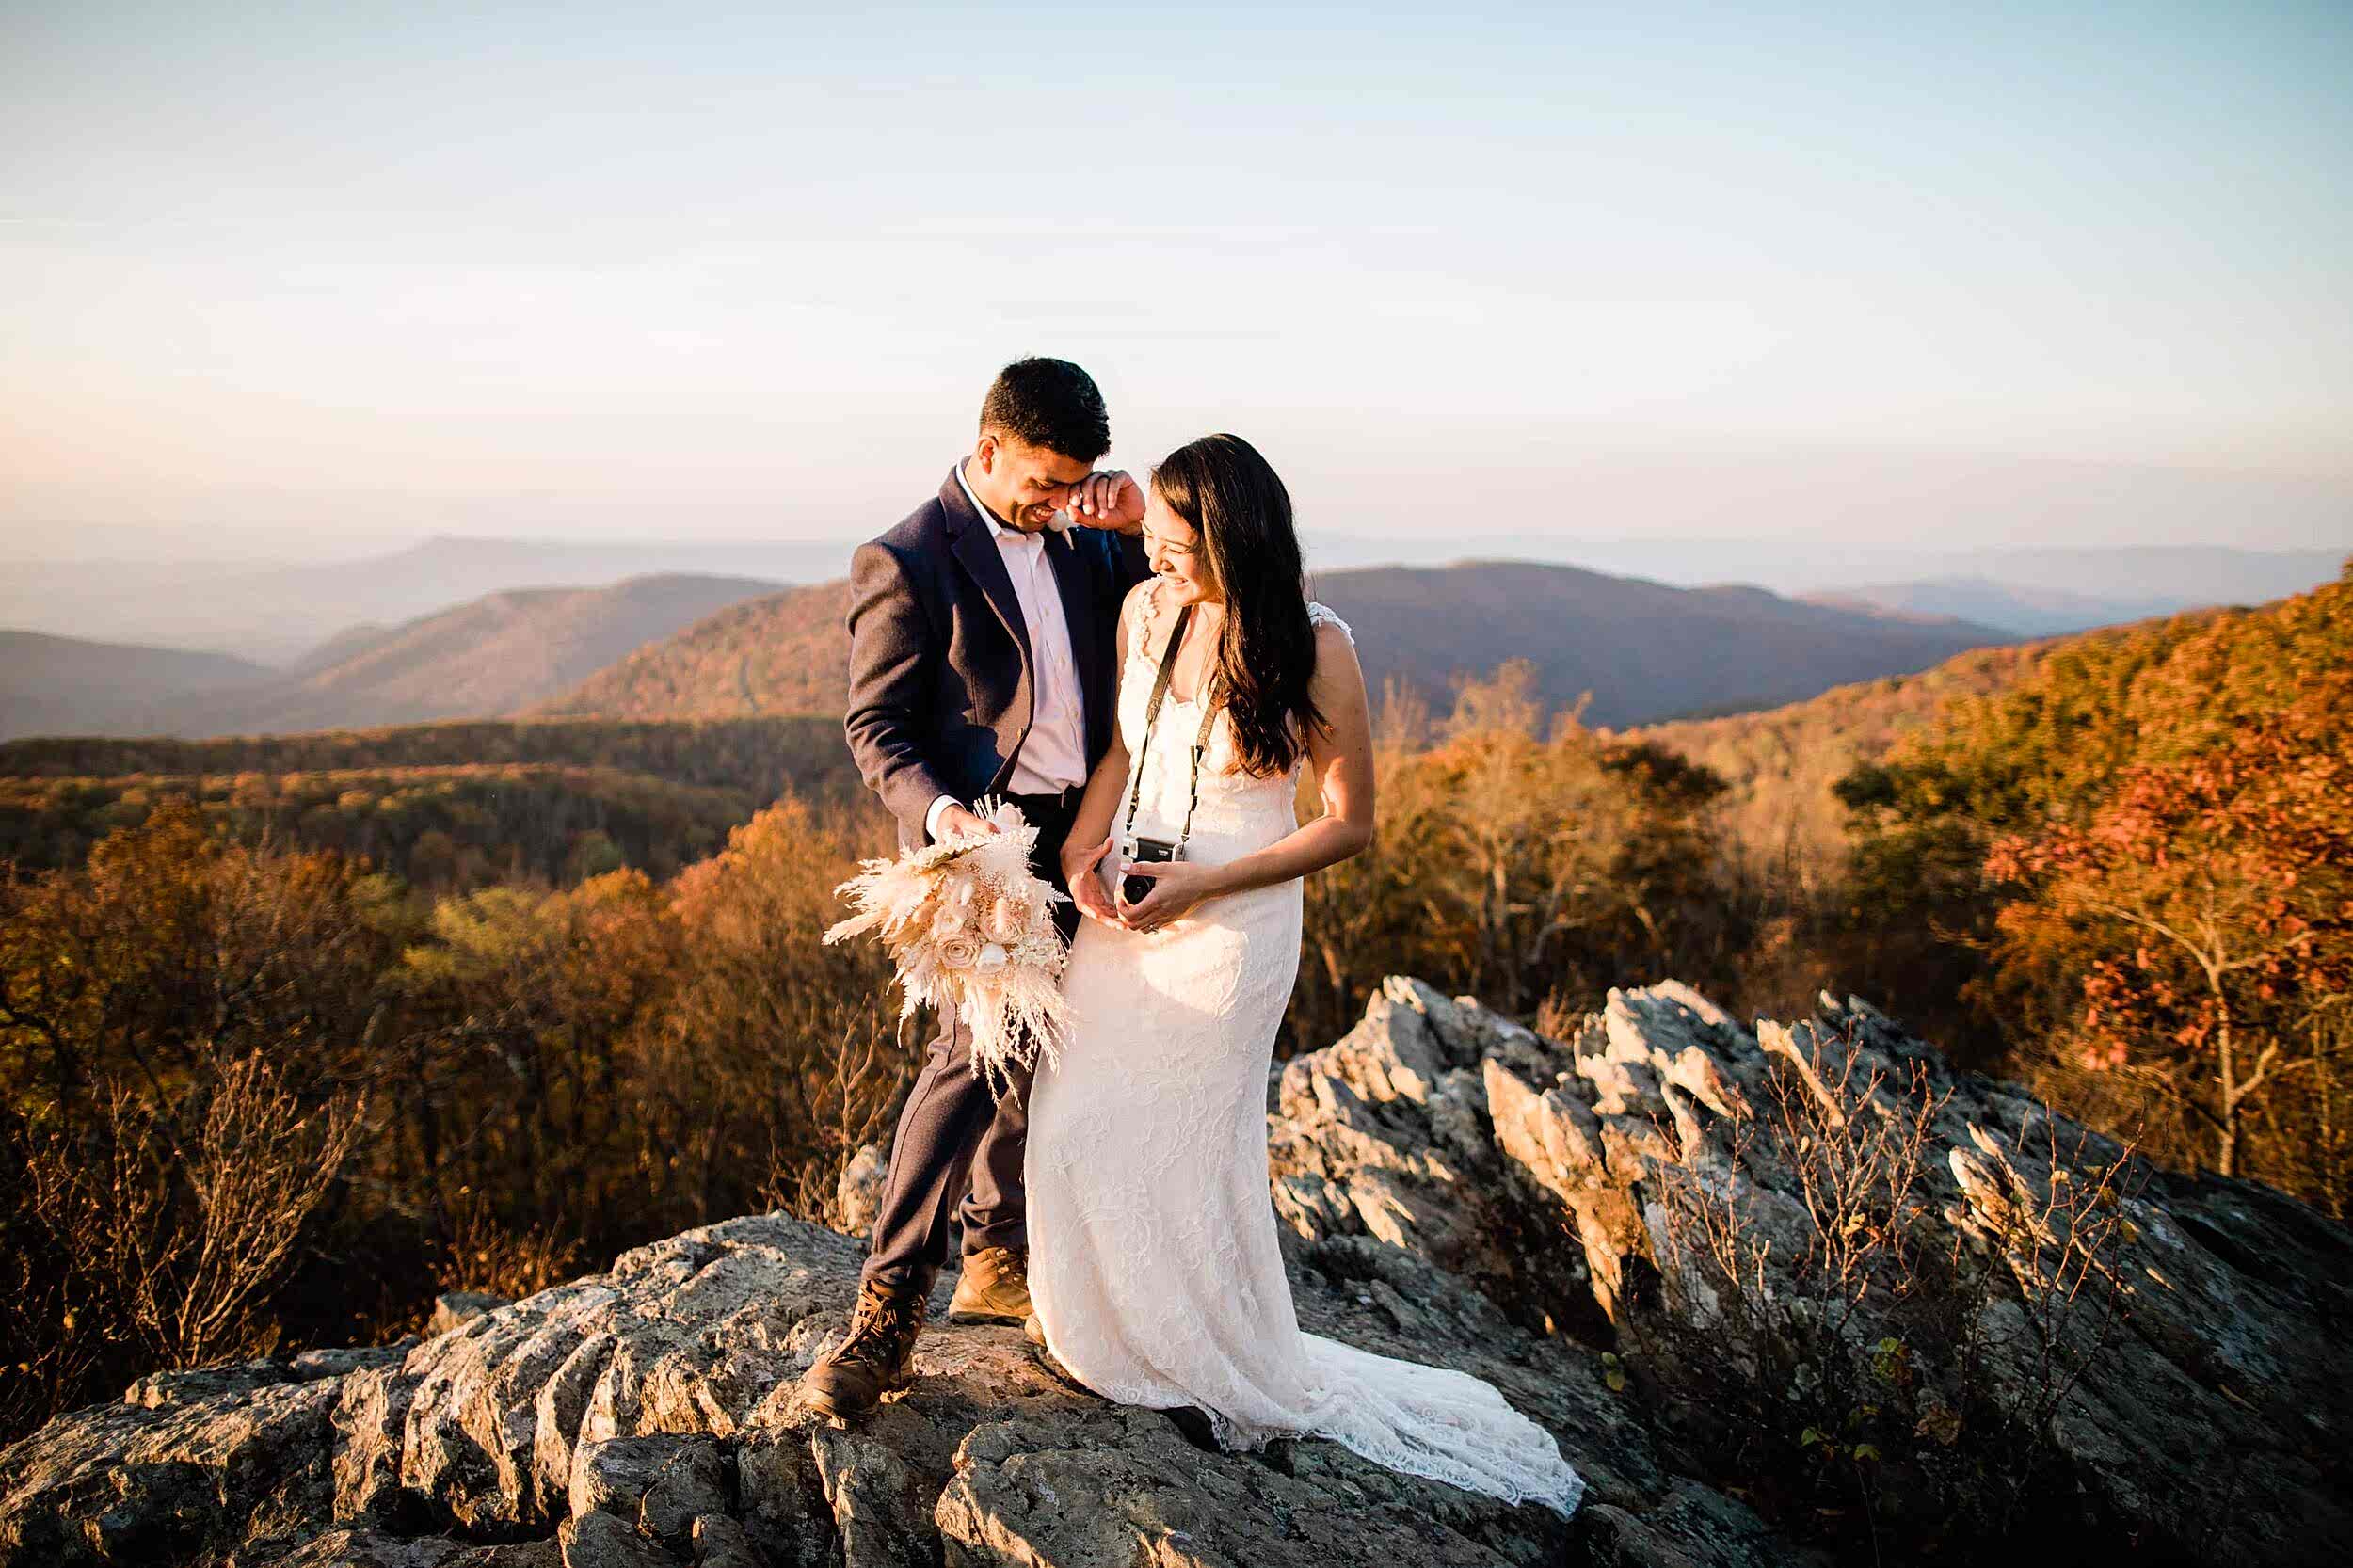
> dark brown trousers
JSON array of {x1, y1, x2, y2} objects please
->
[{"x1": 858, "y1": 788, "x2": 1084, "y2": 1296}]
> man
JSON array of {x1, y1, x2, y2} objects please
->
[{"x1": 801, "y1": 358, "x2": 1151, "y2": 1418}]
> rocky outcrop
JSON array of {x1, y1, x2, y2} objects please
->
[
  {"x1": 1274, "y1": 977, "x2": 2353, "y2": 1563},
  {"x1": 8, "y1": 975, "x2": 2347, "y2": 1566},
  {"x1": 0, "y1": 1212, "x2": 1708, "y2": 1568}
]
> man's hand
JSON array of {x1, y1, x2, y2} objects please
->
[
  {"x1": 935, "y1": 804, "x2": 1001, "y2": 842},
  {"x1": 1066, "y1": 470, "x2": 1144, "y2": 535}
]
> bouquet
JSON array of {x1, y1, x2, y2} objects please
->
[{"x1": 823, "y1": 794, "x2": 1073, "y2": 1102}]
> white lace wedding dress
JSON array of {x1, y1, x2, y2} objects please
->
[{"x1": 1023, "y1": 587, "x2": 1587, "y2": 1520}]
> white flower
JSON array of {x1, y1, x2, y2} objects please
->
[{"x1": 974, "y1": 941, "x2": 1009, "y2": 974}]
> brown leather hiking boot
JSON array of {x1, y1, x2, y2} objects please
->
[
  {"x1": 798, "y1": 1277, "x2": 929, "y2": 1418},
  {"x1": 947, "y1": 1243, "x2": 1032, "y2": 1324},
  {"x1": 1023, "y1": 1311, "x2": 1082, "y2": 1388}
]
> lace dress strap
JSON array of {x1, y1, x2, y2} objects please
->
[
  {"x1": 1305, "y1": 600, "x2": 1354, "y2": 647},
  {"x1": 1129, "y1": 578, "x2": 1166, "y2": 664}
]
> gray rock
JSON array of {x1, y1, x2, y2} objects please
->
[
  {"x1": 264, "y1": 1530, "x2": 464, "y2": 1567},
  {"x1": 567, "y1": 1433, "x2": 728, "y2": 1550},
  {"x1": 1481, "y1": 982, "x2": 2353, "y2": 1565},
  {"x1": 556, "y1": 1511, "x2": 669, "y2": 1568},
  {"x1": 446, "y1": 1543, "x2": 564, "y2": 1568},
  {"x1": 937, "y1": 1403, "x2": 1583, "y2": 1568},
  {"x1": 1571, "y1": 1480, "x2": 1792, "y2": 1568},
  {"x1": 1, "y1": 1365, "x2": 342, "y2": 1567},
  {"x1": 735, "y1": 1431, "x2": 830, "y2": 1568},
  {"x1": 687, "y1": 1512, "x2": 762, "y2": 1568},
  {"x1": 429, "y1": 1292, "x2": 514, "y2": 1336},
  {"x1": 294, "y1": 1344, "x2": 419, "y2": 1382},
  {"x1": 125, "y1": 1358, "x2": 303, "y2": 1409},
  {"x1": 1270, "y1": 977, "x2": 1602, "y2": 1331},
  {"x1": 332, "y1": 1361, "x2": 420, "y2": 1528},
  {"x1": 834, "y1": 1143, "x2": 888, "y2": 1237}
]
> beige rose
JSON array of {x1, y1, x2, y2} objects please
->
[{"x1": 936, "y1": 934, "x2": 982, "y2": 970}]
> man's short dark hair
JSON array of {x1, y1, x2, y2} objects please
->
[{"x1": 979, "y1": 358, "x2": 1111, "y2": 463}]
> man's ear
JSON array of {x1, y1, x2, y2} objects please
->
[{"x1": 973, "y1": 431, "x2": 998, "y2": 474}]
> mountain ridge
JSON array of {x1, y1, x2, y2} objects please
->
[
  {"x1": 0, "y1": 632, "x2": 279, "y2": 744},
  {"x1": 0, "y1": 575, "x2": 784, "y2": 742},
  {"x1": 544, "y1": 558, "x2": 2016, "y2": 732},
  {"x1": 9, "y1": 527, "x2": 2337, "y2": 664},
  {"x1": 1798, "y1": 575, "x2": 2210, "y2": 636}
]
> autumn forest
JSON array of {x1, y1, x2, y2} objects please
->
[{"x1": 2, "y1": 561, "x2": 2346, "y2": 1441}]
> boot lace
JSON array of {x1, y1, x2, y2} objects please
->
[{"x1": 838, "y1": 1284, "x2": 921, "y2": 1363}]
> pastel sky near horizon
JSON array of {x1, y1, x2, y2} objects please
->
[{"x1": 3, "y1": 0, "x2": 2349, "y2": 557}]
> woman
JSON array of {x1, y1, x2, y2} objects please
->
[{"x1": 1023, "y1": 433, "x2": 1586, "y2": 1519}]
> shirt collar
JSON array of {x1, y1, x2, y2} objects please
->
[{"x1": 954, "y1": 459, "x2": 1039, "y2": 543}]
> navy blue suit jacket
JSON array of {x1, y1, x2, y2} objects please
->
[{"x1": 843, "y1": 465, "x2": 1153, "y2": 851}]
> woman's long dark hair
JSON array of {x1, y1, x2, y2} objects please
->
[{"x1": 1149, "y1": 433, "x2": 1330, "y2": 779}]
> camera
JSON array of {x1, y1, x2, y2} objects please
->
[{"x1": 1120, "y1": 835, "x2": 1181, "y2": 906}]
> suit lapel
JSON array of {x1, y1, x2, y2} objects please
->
[{"x1": 942, "y1": 467, "x2": 1032, "y2": 677}]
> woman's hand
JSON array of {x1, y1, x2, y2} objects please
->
[
  {"x1": 1062, "y1": 831, "x2": 1122, "y2": 927},
  {"x1": 1113, "y1": 858, "x2": 1223, "y2": 932}
]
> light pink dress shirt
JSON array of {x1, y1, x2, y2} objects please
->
[{"x1": 924, "y1": 461, "x2": 1088, "y2": 840}]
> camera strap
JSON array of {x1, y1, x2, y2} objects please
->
[{"x1": 1120, "y1": 599, "x2": 1219, "y2": 853}]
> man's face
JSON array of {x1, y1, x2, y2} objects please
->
[{"x1": 973, "y1": 431, "x2": 1094, "y2": 531}]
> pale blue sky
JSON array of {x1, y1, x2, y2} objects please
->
[{"x1": 3, "y1": 1, "x2": 2349, "y2": 557}]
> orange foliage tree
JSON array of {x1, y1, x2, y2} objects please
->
[{"x1": 1984, "y1": 668, "x2": 2352, "y2": 1190}]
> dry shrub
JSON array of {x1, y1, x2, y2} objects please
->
[
  {"x1": 1634, "y1": 1020, "x2": 2142, "y2": 1557},
  {"x1": 0, "y1": 1160, "x2": 106, "y2": 1439},
  {"x1": 1940, "y1": 1115, "x2": 2140, "y2": 1406},
  {"x1": 756, "y1": 1018, "x2": 905, "y2": 1230},
  {"x1": 18, "y1": 1048, "x2": 364, "y2": 1372},
  {"x1": 1532, "y1": 986, "x2": 1585, "y2": 1048},
  {"x1": 1652, "y1": 1027, "x2": 1944, "y2": 1352},
  {"x1": 430, "y1": 1189, "x2": 584, "y2": 1304}
]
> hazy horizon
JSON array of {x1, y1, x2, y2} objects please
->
[
  {"x1": 8, "y1": 449, "x2": 2350, "y2": 568},
  {"x1": 7, "y1": 3, "x2": 2351, "y2": 565}
]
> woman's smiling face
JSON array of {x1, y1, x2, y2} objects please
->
[{"x1": 1143, "y1": 486, "x2": 1218, "y2": 604}]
